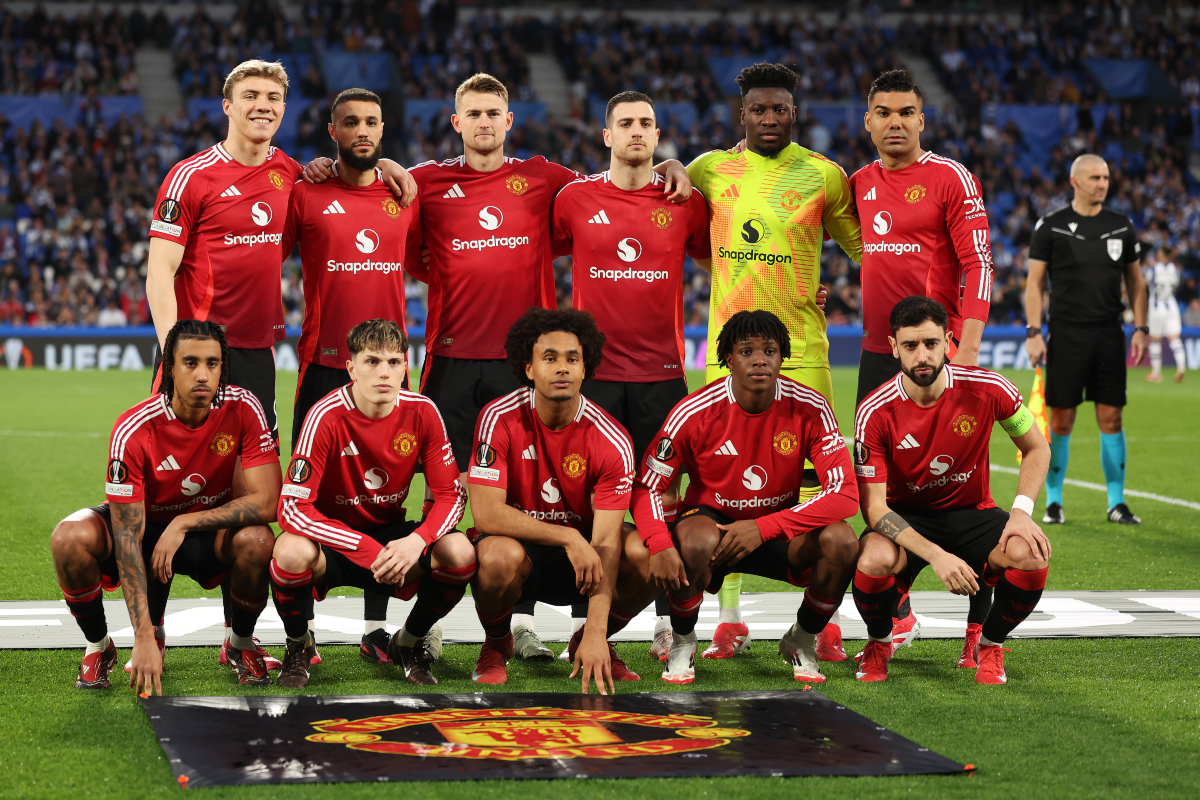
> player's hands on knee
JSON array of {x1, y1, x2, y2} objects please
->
[
  {"x1": 150, "y1": 519, "x2": 188, "y2": 583},
  {"x1": 372, "y1": 534, "x2": 425, "y2": 586},
  {"x1": 302, "y1": 157, "x2": 335, "y2": 184},
  {"x1": 711, "y1": 520, "x2": 764, "y2": 567},
  {"x1": 566, "y1": 536, "x2": 604, "y2": 596},
  {"x1": 130, "y1": 634, "x2": 163, "y2": 696},
  {"x1": 1000, "y1": 513, "x2": 1052, "y2": 562},
  {"x1": 569, "y1": 629, "x2": 614, "y2": 695},
  {"x1": 930, "y1": 551, "x2": 979, "y2": 595},
  {"x1": 1025, "y1": 335, "x2": 1046, "y2": 367},
  {"x1": 649, "y1": 548, "x2": 688, "y2": 591}
]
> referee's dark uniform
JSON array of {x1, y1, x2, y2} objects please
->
[{"x1": 1028, "y1": 206, "x2": 1142, "y2": 409}]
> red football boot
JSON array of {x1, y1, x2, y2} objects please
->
[
  {"x1": 975, "y1": 644, "x2": 1008, "y2": 685},
  {"x1": 957, "y1": 623, "x2": 984, "y2": 668},
  {"x1": 702, "y1": 622, "x2": 750, "y2": 659},
  {"x1": 472, "y1": 634, "x2": 514, "y2": 684},
  {"x1": 76, "y1": 640, "x2": 119, "y2": 689}
]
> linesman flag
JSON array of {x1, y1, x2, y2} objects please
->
[{"x1": 1017, "y1": 366, "x2": 1052, "y2": 464}]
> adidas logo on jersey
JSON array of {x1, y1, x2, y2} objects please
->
[
  {"x1": 715, "y1": 440, "x2": 739, "y2": 456},
  {"x1": 862, "y1": 186, "x2": 877, "y2": 201},
  {"x1": 588, "y1": 210, "x2": 611, "y2": 224},
  {"x1": 721, "y1": 185, "x2": 740, "y2": 199},
  {"x1": 443, "y1": 183, "x2": 466, "y2": 199},
  {"x1": 323, "y1": 200, "x2": 347, "y2": 214},
  {"x1": 220, "y1": 185, "x2": 242, "y2": 198},
  {"x1": 896, "y1": 434, "x2": 921, "y2": 450},
  {"x1": 521, "y1": 445, "x2": 537, "y2": 460},
  {"x1": 156, "y1": 455, "x2": 181, "y2": 471},
  {"x1": 341, "y1": 441, "x2": 360, "y2": 457}
]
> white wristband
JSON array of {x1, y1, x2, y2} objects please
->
[{"x1": 1011, "y1": 495, "x2": 1035, "y2": 516}]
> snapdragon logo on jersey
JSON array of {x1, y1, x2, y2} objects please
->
[
  {"x1": 906, "y1": 455, "x2": 974, "y2": 493},
  {"x1": 716, "y1": 465, "x2": 795, "y2": 510},
  {"x1": 717, "y1": 215, "x2": 791, "y2": 267},
  {"x1": 452, "y1": 206, "x2": 530, "y2": 251},
  {"x1": 336, "y1": 467, "x2": 409, "y2": 506},
  {"x1": 863, "y1": 210, "x2": 921, "y2": 255},
  {"x1": 511, "y1": 479, "x2": 581, "y2": 523},
  {"x1": 224, "y1": 202, "x2": 283, "y2": 247},
  {"x1": 540, "y1": 478, "x2": 561, "y2": 504},
  {"x1": 181, "y1": 473, "x2": 206, "y2": 496},
  {"x1": 152, "y1": 477, "x2": 230, "y2": 512},
  {"x1": 326, "y1": 229, "x2": 403, "y2": 275},
  {"x1": 590, "y1": 236, "x2": 669, "y2": 282}
]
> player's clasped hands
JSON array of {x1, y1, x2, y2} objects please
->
[
  {"x1": 371, "y1": 534, "x2": 425, "y2": 586},
  {"x1": 929, "y1": 551, "x2": 979, "y2": 596},
  {"x1": 149, "y1": 519, "x2": 189, "y2": 583},
  {"x1": 711, "y1": 519, "x2": 765, "y2": 567},
  {"x1": 569, "y1": 628, "x2": 615, "y2": 696},
  {"x1": 566, "y1": 535, "x2": 604, "y2": 596},
  {"x1": 648, "y1": 548, "x2": 688, "y2": 591}
]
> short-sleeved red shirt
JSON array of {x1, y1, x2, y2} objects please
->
[
  {"x1": 467, "y1": 389, "x2": 635, "y2": 533},
  {"x1": 853, "y1": 364, "x2": 1023, "y2": 510},
  {"x1": 105, "y1": 387, "x2": 277, "y2": 523},
  {"x1": 150, "y1": 144, "x2": 303, "y2": 349},
  {"x1": 551, "y1": 171, "x2": 711, "y2": 382}
]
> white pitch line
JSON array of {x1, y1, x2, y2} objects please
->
[
  {"x1": 992, "y1": 464, "x2": 1200, "y2": 511},
  {"x1": 0, "y1": 429, "x2": 105, "y2": 438}
]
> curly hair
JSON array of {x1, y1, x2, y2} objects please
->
[
  {"x1": 160, "y1": 319, "x2": 229, "y2": 407},
  {"x1": 735, "y1": 62, "x2": 799, "y2": 98},
  {"x1": 715, "y1": 310, "x2": 792, "y2": 368},
  {"x1": 505, "y1": 307, "x2": 606, "y2": 386}
]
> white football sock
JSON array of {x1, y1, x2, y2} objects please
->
[
  {"x1": 364, "y1": 620, "x2": 386, "y2": 635},
  {"x1": 653, "y1": 615, "x2": 671, "y2": 635},
  {"x1": 84, "y1": 634, "x2": 111, "y2": 655},
  {"x1": 869, "y1": 632, "x2": 894, "y2": 644},
  {"x1": 511, "y1": 613, "x2": 536, "y2": 632},
  {"x1": 230, "y1": 633, "x2": 255, "y2": 651},
  {"x1": 979, "y1": 634, "x2": 1001, "y2": 648},
  {"x1": 395, "y1": 627, "x2": 420, "y2": 648},
  {"x1": 718, "y1": 607, "x2": 742, "y2": 625},
  {"x1": 1150, "y1": 340, "x2": 1163, "y2": 374},
  {"x1": 1170, "y1": 338, "x2": 1187, "y2": 372}
]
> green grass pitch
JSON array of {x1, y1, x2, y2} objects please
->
[{"x1": 1, "y1": 366, "x2": 1199, "y2": 798}]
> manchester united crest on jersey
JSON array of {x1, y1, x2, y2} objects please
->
[
  {"x1": 268, "y1": 169, "x2": 285, "y2": 190},
  {"x1": 951, "y1": 414, "x2": 978, "y2": 437},
  {"x1": 381, "y1": 197, "x2": 401, "y2": 219},
  {"x1": 562, "y1": 453, "x2": 587, "y2": 478},
  {"x1": 903, "y1": 184, "x2": 927, "y2": 204},
  {"x1": 210, "y1": 432, "x2": 236, "y2": 456},
  {"x1": 772, "y1": 430, "x2": 799, "y2": 456},
  {"x1": 780, "y1": 190, "x2": 803, "y2": 212},
  {"x1": 650, "y1": 207, "x2": 672, "y2": 229},
  {"x1": 393, "y1": 432, "x2": 418, "y2": 456},
  {"x1": 505, "y1": 174, "x2": 530, "y2": 195}
]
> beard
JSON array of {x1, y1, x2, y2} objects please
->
[
  {"x1": 902, "y1": 358, "x2": 945, "y2": 388},
  {"x1": 750, "y1": 126, "x2": 791, "y2": 157},
  {"x1": 338, "y1": 139, "x2": 382, "y2": 172}
]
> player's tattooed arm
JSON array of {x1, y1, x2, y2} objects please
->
[
  {"x1": 111, "y1": 501, "x2": 152, "y2": 634},
  {"x1": 873, "y1": 511, "x2": 911, "y2": 543},
  {"x1": 185, "y1": 462, "x2": 281, "y2": 531}
]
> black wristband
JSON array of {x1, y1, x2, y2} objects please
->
[
  {"x1": 1134, "y1": 326, "x2": 1149, "y2": 334},
  {"x1": 1025, "y1": 326, "x2": 1042, "y2": 339}
]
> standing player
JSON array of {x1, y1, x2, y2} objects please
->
[
  {"x1": 551, "y1": 90, "x2": 712, "y2": 658},
  {"x1": 631, "y1": 310, "x2": 859, "y2": 685},
  {"x1": 270, "y1": 319, "x2": 473, "y2": 687},
  {"x1": 1144, "y1": 247, "x2": 1186, "y2": 383},
  {"x1": 1025, "y1": 154, "x2": 1147, "y2": 526},
  {"x1": 50, "y1": 321, "x2": 280, "y2": 693},
  {"x1": 685, "y1": 62, "x2": 862, "y2": 659},
  {"x1": 848, "y1": 69, "x2": 997, "y2": 665},
  {"x1": 853, "y1": 297, "x2": 1052, "y2": 685},
  {"x1": 282, "y1": 88, "x2": 423, "y2": 663},
  {"x1": 467, "y1": 308, "x2": 658, "y2": 692}
]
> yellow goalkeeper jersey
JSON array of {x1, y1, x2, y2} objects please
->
[{"x1": 687, "y1": 142, "x2": 862, "y2": 372}]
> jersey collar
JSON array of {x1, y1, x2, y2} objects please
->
[
  {"x1": 743, "y1": 142, "x2": 798, "y2": 171},
  {"x1": 894, "y1": 364, "x2": 956, "y2": 403}
]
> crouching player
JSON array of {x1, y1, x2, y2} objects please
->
[
  {"x1": 853, "y1": 297, "x2": 1051, "y2": 684},
  {"x1": 468, "y1": 308, "x2": 658, "y2": 692},
  {"x1": 631, "y1": 310, "x2": 860, "y2": 685},
  {"x1": 51, "y1": 320, "x2": 280, "y2": 692},
  {"x1": 270, "y1": 319, "x2": 473, "y2": 687}
]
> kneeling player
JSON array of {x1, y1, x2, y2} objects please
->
[
  {"x1": 271, "y1": 320, "x2": 473, "y2": 687},
  {"x1": 853, "y1": 297, "x2": 1052, "y2": 684},
  {"x1": 51, "y1": 321, "x2": 280, "y2": 693},
  {"x1": 631, "y1": 310, "x2": 860, "y2": 685},
  {"x1": 468, "y1": 308, "x2": 658, "y2": 693}
]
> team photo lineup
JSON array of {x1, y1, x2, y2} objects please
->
[{"x1": 53, "y1": 50, "x2": 1168, "y2": 703}]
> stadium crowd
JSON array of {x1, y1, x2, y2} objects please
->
[{"x1": 1, "y1": 3, "x2": 1199, "y2": 334}]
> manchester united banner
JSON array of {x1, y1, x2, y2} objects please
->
[{"x1": 141, "y1": 691, "x2": 963, "y2": 787}]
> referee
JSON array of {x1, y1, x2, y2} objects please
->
[{"x1": 1024, "y1": 153, "x2": 1147, "y2": 525}]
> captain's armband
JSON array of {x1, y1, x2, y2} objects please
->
[{"x1": 1000, "y1": 404, "x2": 1034, "y2": 438}]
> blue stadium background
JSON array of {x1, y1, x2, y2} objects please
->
[{"x1": 1, "y1": 0, "x2": 1197, "y2": 369}]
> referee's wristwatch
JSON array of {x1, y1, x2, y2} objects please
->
[
  {"x1": 1134, "y1": 325, "x2": 1149, "y2": 335},
  {"x1": 1025, "y1": 325, "x2": 1043, "y2": 339}
]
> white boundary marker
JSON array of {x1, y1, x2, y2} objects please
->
[{"x1": 991, "y1": 463, "x2": 1200, "y2": 511}]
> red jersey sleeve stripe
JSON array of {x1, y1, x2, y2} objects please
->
[
  {"x1": 662, "y1": 379, "x2": 730, "y2": 437},
  {"x1": 222, "y1": 386, "x2": 270, "y2": 433},
  {"x1": 786, "y1": 465, "x2": 846, "y2": 514},
  {"x1": 165, "y1": 145, "x2": 228, "y2": 201},
  {"x1": 972, "y1": 229, "x2": 993, "y2": 299},
  {"x1": 280, "y1": 499, "x2": 360, "y2": 548},
  {"x1": 853, "y1": 379, "x2": 903, "y2": 441},
  {"x1": 580, "y1": 399, "x2": 635, "y2": 473},
  {"x1": 778, "y1": 379, "x2": 840, "y2": 433},
  {"x1": 478, "y1": 388, "x2": 531, "y2": 446},
  {"x1": 948, "y1": 366, "x2": 1023, "y2": 402},
  {"x1": 928, "y1": 154, "x2": 978, "y2": 198},
  {"x1": 110, "y1": 396, "x2": 170, "y2": 460},
  {"x1": 294, "y1": 387, "x2": 351, "y2": 457}
]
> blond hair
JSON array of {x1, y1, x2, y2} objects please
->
[
  {"x1": 223, "y1": 59, "x2": 289, "y2": 101},
  {"x1": 454, "y1": 73, "x2": 509, "y2": 110},
  {"x1": 347, "y1": 318, "x2": 408, "y2": 357}
]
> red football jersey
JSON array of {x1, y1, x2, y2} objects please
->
[
  {"x1": 404, "y1": 156, "x2": 579, "y2": 359},
  {"x1": 104, "y1": 387, "x2": 277, "y2": 524},
  {"x1": 630, "y1": 376, "x2": 858, "y2": 554},
  {"x1": 150, "y1": 144, "x2": 303, "y2": 349},
  {"x1": 467, "y1": 389, "x2": 635, "y2": 532},
  {"x1": 278, "y1": 386, "x2": 465, "y2": 570},
  {"x1": 551, "y1": 172, "x2": 711, "y2": 382},
  {"x1": 853, "y1": 364, "x2": 1022, "y2": 511},
  {"x1": 282, "y1": 172, "x2": 421, "y2": 369},
  {"x1": 850, "y1": 152, "x2": 994, "y2": 354}
]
